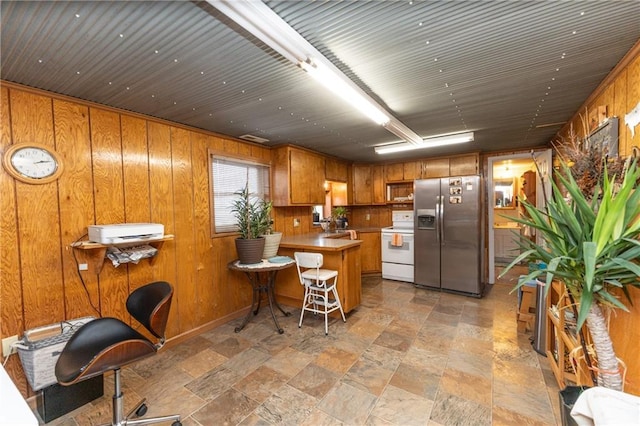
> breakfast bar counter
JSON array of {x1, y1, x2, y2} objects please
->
[{"x1": 275, "y1": 233, "x2": 362, "y2": 313}]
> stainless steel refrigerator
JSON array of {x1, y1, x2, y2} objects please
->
[{"x1": 414, "y1": 175, "x2": 484, "y2": 297}]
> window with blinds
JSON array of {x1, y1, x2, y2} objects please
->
[{"x1": 211, "y1": 156, "x2": 270, "y2": 234}]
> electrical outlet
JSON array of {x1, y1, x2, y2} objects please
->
[
  {"x1": 2, "y1": 335, "x2": 18, "y2": 357},
  {"x1": 78, "y1": 263, "x2": 89, "y2": 271},
  {"x1": 366, "y1": 213, "x2": 371, "y2": 221},
  {"x1": 293, "y1": 218, "x2": 300, "y2": 227}
]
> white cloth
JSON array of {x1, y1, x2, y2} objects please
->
[{"x1": 571, "y1": 387, "x2": 640, "y2": 425}]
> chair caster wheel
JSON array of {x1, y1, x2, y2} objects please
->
[
  {"x1": 135, "y1": 403, "x2": 148, "y2": 417},
  {"x1": 172, "y1": 421, "x2": 182, "y2": 426}
]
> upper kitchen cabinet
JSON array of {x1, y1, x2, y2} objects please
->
[
  {"x1": 384, "y1": 161, "x2": 420, "y2": 182},
  {"x1": 272, "y1": 145, "x2": 325, "y2": 206},
  {"x1": 385, "y1": 163, "x2": 404, "y2": 182},
  {"x1": 449, "y1": 153, "x2": 479, "y2": 176},
  {"x1": 325, "y1": 157, "x2": 349, "y2": 182},
  {"x1": 352, "y1": 164, "x2": 385, "y2": 205},
  {"x1": 422, "y1": 158, "x2": 450, "y2": 178}
]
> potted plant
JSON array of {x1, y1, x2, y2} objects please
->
[
  {"x1": 501, "y1": 151, "x2": 640, "y2": 391},
  {"x1": 258, "y1": 200, "x2": 282, "y2": 259},
  {"x1": 231, "y1": 184, "x2": 271, "y2": 264},
  {"x1": 332, "y1": 206, "x2": 348, "y2": 229}
]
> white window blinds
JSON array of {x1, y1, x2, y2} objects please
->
[{"x1": 211, "y1": 157, "x2": 270, "y2": 234}]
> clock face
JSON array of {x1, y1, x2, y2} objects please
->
[
  {"x1": 2, "y1": 143, "x2": 63, "y2": 184},
  {"x1": 11, "y1": 147, "x2": 59, "y2": 179}
]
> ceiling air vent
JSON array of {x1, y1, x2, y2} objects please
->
[{"x1": 239, "y1": 134, "x2": 270, "y2": 143}]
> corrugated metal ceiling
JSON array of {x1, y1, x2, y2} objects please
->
[{"x1": 1, "y1": 1, "x2": 638, "y2": 162}]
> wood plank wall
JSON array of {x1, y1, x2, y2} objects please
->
[
  {"x1": 554, "y1": 44, "x2": 640, "y2": 395},
  {"x1": 0, "y1": 83, "x2": 278, "y2": 397}
]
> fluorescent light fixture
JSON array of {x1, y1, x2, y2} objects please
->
[
  {"x1": 375, "y1": 132, "x2": 474, "y2": 154},
  {"x1": 383, "y1": 120, "x2": 423, "y2": 145},
  {"x1": 299, "y1": 60, "x2": 389, "y2": 125},
  {"x1": 209, "y1": 0, "x2": 423, "y2": 141}
]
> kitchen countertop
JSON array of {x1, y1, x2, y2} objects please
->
[{"x1": 279, "y1": 233, "x2": 362, "y2": 251}]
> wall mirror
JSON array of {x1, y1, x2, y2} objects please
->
[{"x1": 494, "y1": 178, "x2": 515, "y2": 209}]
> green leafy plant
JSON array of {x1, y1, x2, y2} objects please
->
[
  {"x1": 331, "y1": 206, "x2": 348, "y2": 219},
  {"x1": 231, "y1": 184, "x2": 271, "y2": 239},
  {"x1": 501, "y1": 158, "x2": 640, "y2": 390}
]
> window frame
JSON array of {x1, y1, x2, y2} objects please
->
[{"x1": 209, "y1": 151, "x2": 271, "y2": 238}]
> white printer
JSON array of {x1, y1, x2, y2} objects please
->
[{"x1": 87, "y1": 223, "x2": 164, "y2": 244}]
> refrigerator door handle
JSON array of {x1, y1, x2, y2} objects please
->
[
  {"x1": 435, "y1": 196, "x2": 440, "y2": 243},
  {"x1": 439, "y1": 195, "x2": 445, "y2": 243}
]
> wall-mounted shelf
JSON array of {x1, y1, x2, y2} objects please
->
[{"x1": 71, "y1": 235, "x2": 174, "y2": 273}]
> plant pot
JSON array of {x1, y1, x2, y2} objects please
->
[
  {"x1": 235, "y1": 237, "x2": 265, "y2": 265},
  {"x1": 262, "y1": 232, "x2": 282, "y2": 259},
  {"x1": 559, "y1": 386, "x2": 589, "y2": 426},
  {"x1": 335, "y1": 218, "x2": 347, "y2": 229}
]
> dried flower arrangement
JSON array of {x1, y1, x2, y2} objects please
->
[{"x1": 553, "y1": 120, "x2": 628, "y2": 198}]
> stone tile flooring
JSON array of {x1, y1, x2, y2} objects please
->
[{"x1": 42, "y1": 267, "x2": 561, "y2": 425}]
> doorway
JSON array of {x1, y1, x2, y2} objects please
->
[{"x1": 487, "y1": 149, "x2": 552, "y2": 284}]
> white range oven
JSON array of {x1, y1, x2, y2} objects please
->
[{"x1": 381, "y1": 210, "x2": 415, "y2": 283}]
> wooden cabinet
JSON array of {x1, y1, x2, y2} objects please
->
[
  {"x1": 449, "y1": 153, "x2": 479, "y2": 176},
  {"x1": 272, "y1": 145, "x2": 325, "y2": 206},
  {"x1": 403, "y1": 161, "x2": 421, "y2": 180},
  {"x1": 422, "y1": 158, "x2": 450, "y2": 178},
  {"x1": 521, "y1": 170, "x2": 536, "y2": 202},
  {"x1": 371, "y1": 165, "x2": 385, "y2": 204},
  {"x1": 494, "y1": 228, "x2": 519, "y2": 261},
  {"x1": 352, "y1": 164, "x2": 385, "y2": 205},
  {"x1": 359, "y1": 231, "x2": 381, "y2": 274},
  {"x1": 385, "y1": 163, "x2": 404, "y2": 182},
  {"x1": 325, "y1": 157, "x2": 349, "y2": 182},
  {"x1": 546, "y1": 281, "x2": 594, "y2": 388}
]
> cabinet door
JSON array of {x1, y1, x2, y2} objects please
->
[
  {"x1": 360, "y1": 232, "x2": 381, "y2": 273},
  {"x1": 325, "y1": 157, "x2": 349, "y2": 182},
  {"x1": 290, "y1": 149, "x2": 325, "y2": 204},
  {"x1": 449, "y1": 154, "x2": 478, "y2": 176},
  {"x1": 352, "y1": 164, "x2": 372, "y2": 205},
  {"x1": 385, "y1": 163, "x2": 404, "y2": 182},
  {"x1": 372, "y1": 165, "x2": 386, "y2": 204},
  {"x1": 422, "y1": 158, "x2": 450, "y2": 178},
  {"x1": 403, "y1": 161, "x2": 421, "y2": 180}
]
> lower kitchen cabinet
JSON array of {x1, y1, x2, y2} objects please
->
[{"x1": 359, "y1": 231, "x2": 381, "y2": 274}]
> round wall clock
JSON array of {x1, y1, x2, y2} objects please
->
[{"x1": 2, "y1": 143, "x2": 64, "y2": 184}]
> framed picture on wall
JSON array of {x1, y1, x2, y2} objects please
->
[{"x1": 585, "y1": 117, "x2": 619, "y2": 158}]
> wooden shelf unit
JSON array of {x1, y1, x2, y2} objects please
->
[
  {"x1": 71, "y1": 235, "x2": 174, "y2": 273},
  {"x1": 546, "y1": 280, "x2": 594, "y2": 388}
]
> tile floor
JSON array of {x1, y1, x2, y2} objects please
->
[{"x1": 40, "y1": 267, "x2": 561, "y2": 425}]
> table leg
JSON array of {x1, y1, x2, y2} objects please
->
[
  {"x1": 235, "y1": 273, "x2": 259, "y2": 333},
  {"x1": 266, "y1": 272, "x2": 284, "y2": 334},
  {"x1": 269, "y1": 271, "x2": 291, "y2": 317}
]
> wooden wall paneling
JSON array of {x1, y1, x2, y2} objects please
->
[
  {"x1": 223, "y1": 138, "x2": 239, "y2": 154},
  {"x1": 0, "y1": 87, "x2": 27, "y2": 394},
  {"x1": 89, "y1": 107, "x2": 129, "y2": 321},
  {"x1": 614, "y1": 70, "x2": 629, "y2": 155},
  {"x1": 236, "y1": 142, "x2": 251, "y2": 158},
  {"x1": 625, "y1": 55, "x2": 640, "y2": 153},
  {"x1": 147, "y1": 121, "x2": 180, "y2": 336},
  {"x1": 170, "y1": 127, "x2": 198, "y2": 332},
  {"x1": 10, "y1": 90, "x2": 65, "y2": 329},
  {"x1": 121, "y1": 115, "x2": 154, "y2": 295},
  {"x1": 191, "y1": 133, "x2": 216, "y2": 324},
  {"x1": 53, "y1": 99, "x2": 100, "y2": 320}
]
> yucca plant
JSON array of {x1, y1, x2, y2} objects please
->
[
  {"x1": 231, "y1": 184, "x2": 270, "y2": 239},
  {"x1": 501, "y1": 158, "x2": 640, "y2": 390}
]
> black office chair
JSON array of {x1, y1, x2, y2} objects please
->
[{"x1": 55, "y1": 281, "x2": 182, "y2": 426}]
